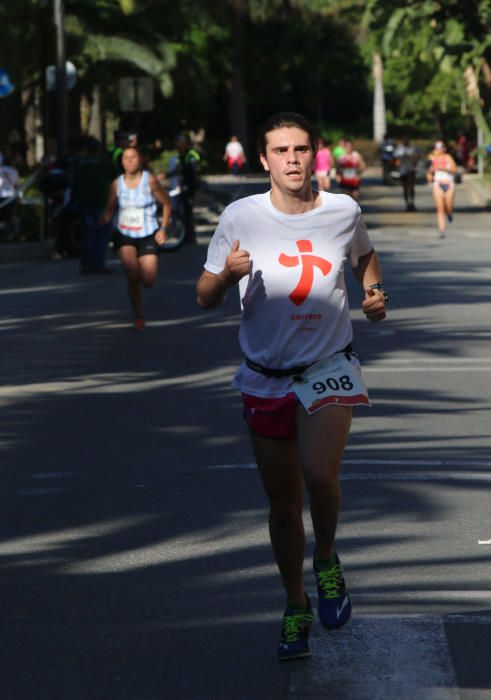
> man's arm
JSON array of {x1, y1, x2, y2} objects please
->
[
  {"x1": 352, "y1": 249, "x2": 387, "y2": 322},
  {"x1": 196, "y1": 240, "x2": 250, "y2": 308}
]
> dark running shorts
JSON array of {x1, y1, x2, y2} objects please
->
[
  {"x1": 114, "y1": 231, "x2": 159, "y2": 257},
  {"x1": 242, "y1": 392, "x2": 299, "y2": 440}
]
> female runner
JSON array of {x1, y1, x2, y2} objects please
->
[
  {"x1": 427, "y1": 140, "x2": 457, "y2": 239},
  {"x1": 101, "y1": 146, "x2": 171, "y2": 329}
]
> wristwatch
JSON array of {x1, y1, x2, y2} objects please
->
[{"x1": 369, "y1": 282, "x2": 388, "y2": 303}]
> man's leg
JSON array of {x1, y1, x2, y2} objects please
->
[
  {"x1": 249, "y1": 432, "x2": 306, "y2": 608},
  {"x1": 296, "y1": 405, "x2": 352, "y2": 561},
  {"x1": 296, "y1": 404, "x2": 353, "y2": 629}
]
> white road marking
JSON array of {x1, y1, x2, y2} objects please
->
[
  {"x1": 478, "y1": 540, "x2": 491, "y2": 545},
  {"x1": 289, "y1": 616, "x2": 459, "y2": 700},
  {"x1": 363, "y1": 366, "x2": 491, "y2": 372},
  {"x1": 206, "y1": 460, "x2": 491, "y2": 482}
]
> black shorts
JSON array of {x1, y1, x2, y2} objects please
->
[{"x1": 114, "y1": 231, "x2": 159, "y2": 257}]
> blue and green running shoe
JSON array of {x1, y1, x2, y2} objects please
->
[
  {"x1": 313, "y1": 553, "x2": 352, "y2": 629},
  {"x1": 277, "y1": 596, "x2": 314, "y2": 661}
]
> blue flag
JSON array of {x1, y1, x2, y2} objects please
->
[{"x1": 0, "y1": 69, "x2": 14, "y2": 97}]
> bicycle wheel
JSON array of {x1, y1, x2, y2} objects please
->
[{"x1": 159, "y1": 210, "x2": 186, "y2": 252}]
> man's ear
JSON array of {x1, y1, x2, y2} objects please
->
[{"x1": 259, "y1": 153, "x2": 269, "y2": 172}]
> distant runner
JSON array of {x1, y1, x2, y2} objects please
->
[
  {"x1": 336, "y1": 139, "x2": 365, "y2": 202},
  {"x1": 394, "y1": 137, "x2": 420, "y2": 211},
  {"x1": 101, "y1": 145, "x2": 171, "y2": 329},
  {"x1": 427, "y1": 140, "x2": 457, "y2": 239}
]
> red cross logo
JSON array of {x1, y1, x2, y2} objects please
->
[{"x1": 279, "y1": 240, "x2": 332, "y2": 306}]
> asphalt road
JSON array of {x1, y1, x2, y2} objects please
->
[{"x1": 1, "y1": 171, "x2": 490, "y2": 700}]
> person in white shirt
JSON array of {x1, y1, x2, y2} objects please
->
[
  {"x1": 394, "y1": 137, "x2": 420, "y2": 211},
  {"x1": 197, "y1": 112, "x2": 387, "y2": 661},
  {"x1": 223, "y1": 135, "x2": 246, "y2": 175},
  {"x1": 0, "y1": 153, "x2": 20, "y2": 235}
]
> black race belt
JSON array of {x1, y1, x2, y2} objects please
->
[{"x1": 245, "y1": 344, "x2": 353, "y2": 378}]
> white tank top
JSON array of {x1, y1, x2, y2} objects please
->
[{"x1": 117, "y1": 171, "x2": 158, "y2": 238}]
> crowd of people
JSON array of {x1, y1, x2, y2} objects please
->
[{"x1": 1, "y1": 123, "x2": 475, "y2": 329}]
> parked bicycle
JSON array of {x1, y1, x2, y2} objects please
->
[{"x1": 157, "y1": 184, "x2": 186, "y2": 252}]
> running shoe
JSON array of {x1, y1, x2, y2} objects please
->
[
  {"x1": 134, "y1": 318, "x2": 145, "y2": 331},
  {"x1": 277, "y1": 596, "x2": 313, "y2": 661},
  {"x1": 313, "y1": 553, "x2": 352, "y2": 629},
  {"x1": 447, "y1": 213, "x2": 453, "y2": 223}
]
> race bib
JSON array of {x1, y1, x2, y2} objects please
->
[
  {"x1": 291, "y1": 353, "x2": 370, "y2": 415},
  {"x1": 342, "y1": 168, "x2": 357, "y2": 178},
  {"x1": 119, "y1": 207, "x2": 144, "y2": 233}
]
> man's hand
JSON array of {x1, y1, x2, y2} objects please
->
[
  {"x1": 223, "y1": 240, "x2": 250, "y2": 285},
  {"x1": 362, "y1": 287, "x2": 386, "y2": 322}
]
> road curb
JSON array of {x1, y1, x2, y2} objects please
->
[
  {"x1": 0, "y1": 240, "x2": 54, "y2": 264},
  {"x1": 462, "y1": 175, "x2": 491, "y2": 209}
]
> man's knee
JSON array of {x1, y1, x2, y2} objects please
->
[
  {"x1": 270, "y1": 501, "x2": 303, "y2": 529},
  {"x1": 304, "y1": 470, "x2": 340, "y2": 495}
]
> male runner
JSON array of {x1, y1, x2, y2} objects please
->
[{"x1": 196, "y1": 113, "x2": 387, "y2": 661}]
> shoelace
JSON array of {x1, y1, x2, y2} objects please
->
[
  {"x1": 316, "y1": 564, "x2": 343, "y2": 599},
  {"x1": 281, "y1": 612, "x2": 312, "y2": 642}
]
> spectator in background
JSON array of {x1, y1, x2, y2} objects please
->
[
  {"x1": 380, "y1": 133, "x2": 395, "y2": 184},
  {"x1": 224, "y1": 135, "x2": 246, "y2": 176},
  {"x1": 455, "y1": 131, "x2": 470, "y2": 171},
  {"x1": 0, "y1": 152, "x2": 20, "y2": 237},
  {"x1": 313, "y1": 137, "x2": 332, "y2": 191},
  {"x1": 167, "y1": 134, "x2": 200, "y2": 244},
  {"x1": 71, "y1": 136, "x2": 116, "y2": 274}
]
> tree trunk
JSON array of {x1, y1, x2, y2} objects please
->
[
  {"x1": 464, "y1": 65, "x2": 491, "y2": 144},
  {"x1": 228, "y1": 7, "x2": 248, "y2": 157},
  {"x1": 373, "y1": 52, "x2": 386, "y2": 143}
]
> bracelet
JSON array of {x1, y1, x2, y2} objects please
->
[{"x1": 369, "y1": 282, "x2": 388, "y2": 303}]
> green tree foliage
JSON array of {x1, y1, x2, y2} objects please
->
[
  {"x1": 361, "y1": 0, "x2": 491, "y2": 139},
  {"x1": 5, "y1": 0, "x2": 489, "y2": 162}
]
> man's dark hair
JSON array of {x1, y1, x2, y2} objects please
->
[{"x1": 258, "y1": 112, "x2": 318, "y2": 156}]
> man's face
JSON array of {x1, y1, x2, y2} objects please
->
[{"x1": 260, "y1": 127, "x2": 314, "y2": 195}]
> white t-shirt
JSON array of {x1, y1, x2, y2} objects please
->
[
  {"x1": 225, "y1": 141, "x2": 244, "y2": 160},
  {"x1": 0, "y1": 166, "x2": 19, "y2": 198},
  {"x1": 204, "y1": 191, "x2": 373, "y2": 397}
]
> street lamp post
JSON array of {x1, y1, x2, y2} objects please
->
[{"x1": 53, "y1": 0, "x2": 67, "y2": 158}]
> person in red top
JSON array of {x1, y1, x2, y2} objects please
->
[{"x1": 336, "y1": 139, "x2": 366, "y2": 202}]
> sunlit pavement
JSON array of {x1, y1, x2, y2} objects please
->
[{"x1": 1, "y1": 170, "x2": 490, "y2": 699}]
